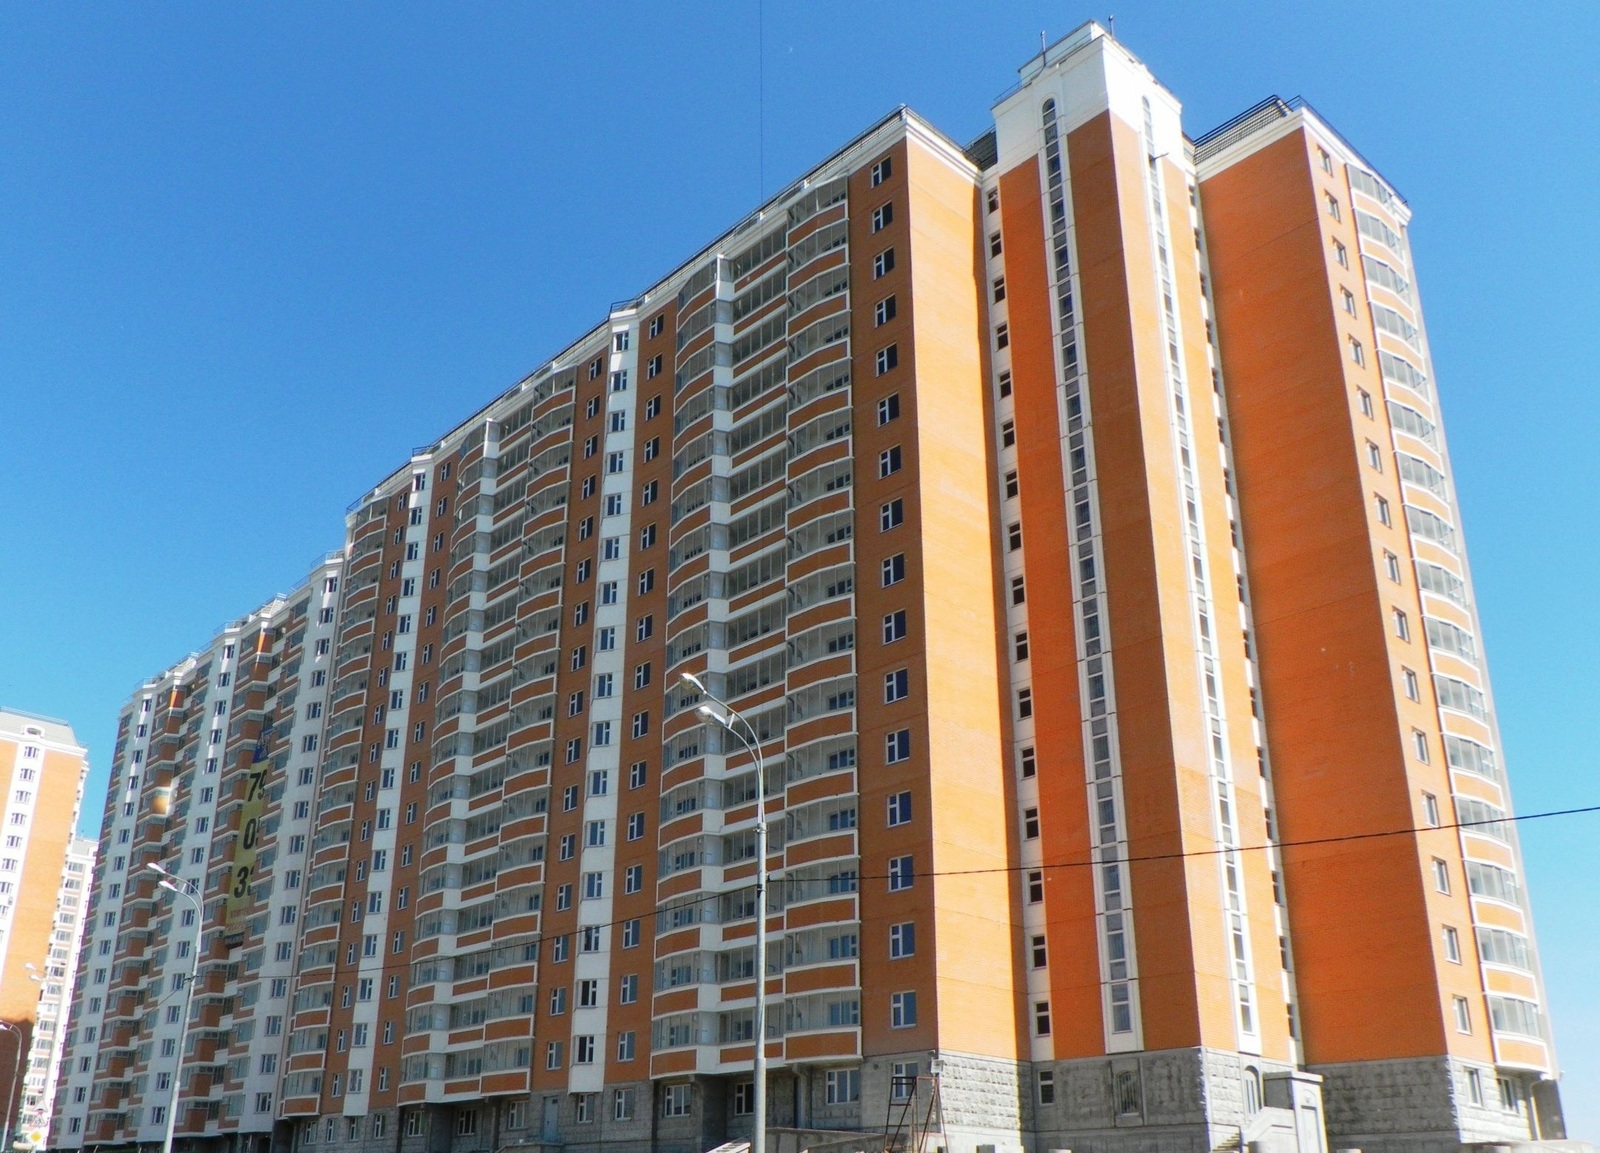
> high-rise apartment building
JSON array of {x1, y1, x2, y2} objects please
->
[
  {"x1": 20, "y1": 836, "x2": 96, "y2": 1149},
  {"x1": 52, "y1": 23, "x2": 1568, "y2": 1153},
  {"x1": 0, "y1": 711, "x2": 90, "y2": 1147},
  {"x1": 52, "y1": 561, "x2": 344, "y2": 1153}
]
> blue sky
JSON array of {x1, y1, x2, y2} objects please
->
[{"x1": 1, "y1": 1, "x2": 1594, "y2": 1132}]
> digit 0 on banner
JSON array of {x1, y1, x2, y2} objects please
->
[{"x1": 223, "y1": 731, "x2": 272, "y2": 946}]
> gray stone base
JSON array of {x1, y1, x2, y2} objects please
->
[
  {"x1": 1032, "y1": 1047, "x2": 1321, "y2": 1153},
  {"x1": 1312, "y1": 1056, "x2": 1552, "y2": 1153}
]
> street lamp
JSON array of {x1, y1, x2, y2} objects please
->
[
  {"x1": 679, "y1": 672, "x2": 771, "y2": 1153},
  {"x1": 0, "y1": 1019, "x2": 22, "y2": 1153},
  {"x1": 146, "y1": 863, "x2": 202, "y2": 1153}
]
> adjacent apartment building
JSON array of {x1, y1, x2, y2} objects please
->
[
  {"x1": 20, "y1": 836, "x2": 96, "y2": 1149},
  {"x1": 0, "y1": 711, "x2": 91, "y2": 1149},
  {"x1": 51, "y1": 23, "x2": 1570, "y2": 1153}
]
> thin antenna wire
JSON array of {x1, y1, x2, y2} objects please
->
[{"x1": 758, "y1": 0, "x2": 766, "y2": 201}]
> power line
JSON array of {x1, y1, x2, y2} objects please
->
[{"x1": 241, "y1": 800, "x2": 1596, "y2": 984}]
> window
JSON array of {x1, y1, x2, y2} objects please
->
[
  {"x1": 1037, "y1": 1069, "x2": 1057, "y2": 1106},
  {"x1": 1376, "y1": 494, "x2": 1391, "y2": 526},
  {"x1": 890, "y1": 992, "x2": 918, "y2": 1028},
  {"x1": 877, "y1": 393, "x2": 900, "y2": 425},
  {"x1": 1453, "y1": 996, "x2": 1472, "y2": 1034},
  {"x1": 1001, "y1": 419, "x2": 1016, "y2": 448},
  {"x1": 870, "y1": 157, "x2": 892, "y2": 186},
  {"x1": 887, "y1": 791, "x2": 912, "y2": 826},
  {"x1": 825, "y1": 1069, "x2": 860, "y2": 1104},
  {"x1": 1343, "y1": 287, "x2": 1358, "y2": 315},
  {"x1": 1358, "y1": 387, "x2": 1374, "y2": 417},
  {"x1": 871, "y1": 202, "x2": 894, "y2": 232},
  {"x1": 889, "y1": 921, "x2": 915, "y2": 958},
  {"x1": 992, "y1": 276, "x2": 1006, "y2": 303},
  {"x1": 875, "y1": 344, "x2": 899, "y2": 375},
  {"x1": 1393, "y1": 608, "x2": 1410, "y2": 641},
  {"x1": 883, "y1": 610, "x2": 907, "y2": 643},
  {"x1": 880, "y1": 499, "x2": 904, "y2": 531},
  {"x1": 998, "y1": 369, "x2": 1012, "y2": 397},
  {"x1": 1028, "y1": 870, "x2": 1044, "y2": 904},
  {"x1": 888, "y1": 855, "x2": 914, "y2": 891},
  {"x1": 989, "y1": 231, "x2": 1003, "y2": 257},
  {"x1": 1020, "y1": 746, "x2": 1037, "y2": 778},
  {"x1": 879, "y1": 445, "x2": 902, "y2": 477},
  {"x1": 987, "y1": 187, "x2": 999, "y2": 213},
  {"x1": 647, "y1": 354, "x2": 662, "y2": 379},
  {"x1": 1423, "y1": 792, "x2": 1441, "y2": 826},
  {"x1": 1350, "y1": 336, "x2": 1365, "y2": 366},
  {"x1": 1325, "y1": 192, "x2": 1341, "y2": 221},
  {"x1": 1443, "y1": 925, "x2": 1461, "y2": 963},
  {"x1": 1367, "y1": 439, "x2": 1383, "y2": 469},
  {"x1": 882, "y1": 554, "x2": 906, "y2": 586},
  {"x1": 995, "y1": 322, "x2": 1009, "y2": 349},
  {"x1": 885, "y1": 669, "x2": 909, "y2": 703},
  {"x1": 1384, "y1": 550, "x2": 1402, "y2": 582},
  {"x1": 874, "y1": 296, "x2": 897, "y2": 326},
  {"x1": 661, "y1": 1084, "x2": 691, "y2": 1117},
  {"x1": 1010, "y1": 575, "x2": 1026, "y2": 605},
  {"x1": 1403, "y1": 668, "x2": 1420, "y2": 701},
  {"x1": 873, "y1": 248, "x2": 895, "y2": 278},
  {"x1": 885, "y1": 729, "x2": 911, "y2": 763},
  {"x1": 1433, "y1": 858, "x2": 1452, "y2": 895},
  {"x1": 649, "y1": 314, "x2": 665, "y2": 338},
  {"x1": 641, "y1": 479, "x2": 658, "y2": 504},
  {"x1": 644, "y1": 436, "x2": 660, "y2": 462},
  {"x1": 1034, "y1": 1000, "x2": 1052, "y2": 1036},
  {"x1": 619, "y1": 974, "x2": 638, "y2": 1003}
]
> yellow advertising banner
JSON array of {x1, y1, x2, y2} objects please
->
[{"x1": 223, "y1": 729, "x2": 272, "y2": 945}]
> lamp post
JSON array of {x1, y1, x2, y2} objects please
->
[
  {"x1": 679, "y1": 672, "x2": 770, "y2": 1153},
  {"x1": 146, "y1": 863, "x2": 202, "y2": 1153},
  {"x1": 0, "y1": 1019, "x2": 22, "y2": 1153}
]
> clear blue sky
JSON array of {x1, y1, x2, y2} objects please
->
[{"x1": 2, "y1": 0, "x2": 1594, "y2": 1132}]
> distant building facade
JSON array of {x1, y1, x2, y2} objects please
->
[{"x1": 0, "y1": 711, "x2": 90, "y2": 1149}]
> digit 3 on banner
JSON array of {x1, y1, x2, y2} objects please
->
[{"x1": 223, "y1": 726, "x2": 273, "y2": 946}]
